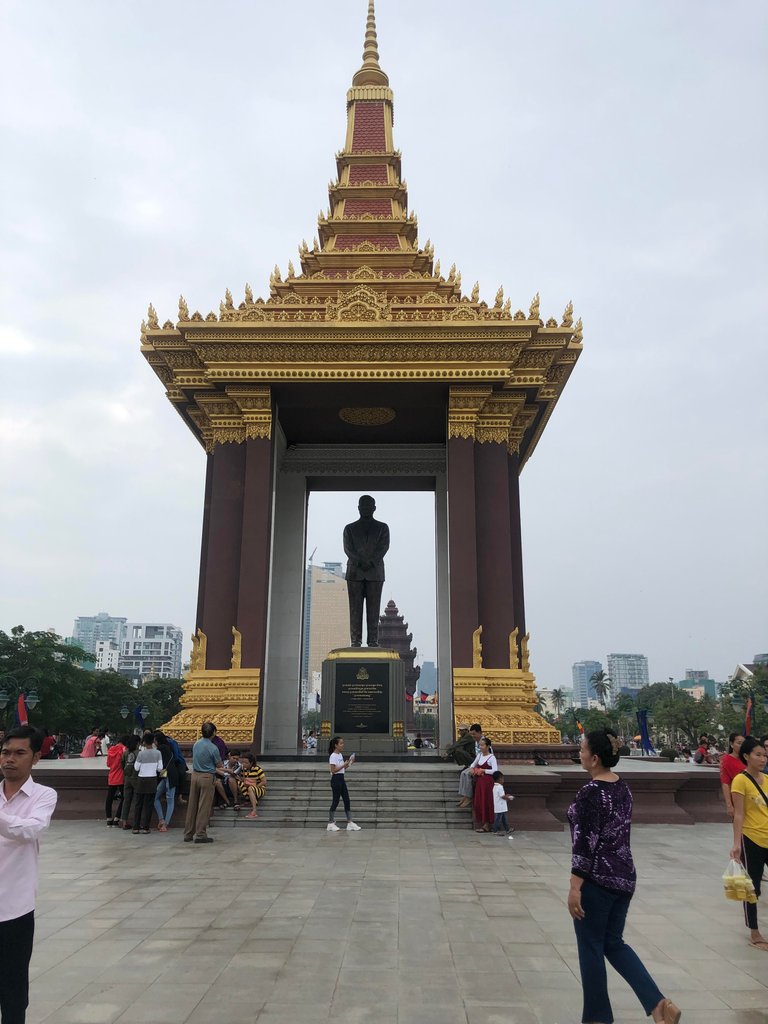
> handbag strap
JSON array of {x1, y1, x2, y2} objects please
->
[{"x1": 743, "y1": 771, "x2": 768, "y2": 809}]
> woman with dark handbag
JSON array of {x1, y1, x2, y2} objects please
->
[
  {"x1": 567, "y1": 728, "x2": 681, "y2": 1024},
  {"x1": 730, "y1": 735, "x2": 768, "y2": 950}
]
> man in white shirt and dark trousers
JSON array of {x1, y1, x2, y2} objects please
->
[{"x1": 0, "y1": 726, "x2": 57, "y2": 1024}]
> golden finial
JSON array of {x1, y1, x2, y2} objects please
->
[
  {"x1": 494, "y1": 286, "x2": 504, "y2": 308},
  {"x1": 509, "y1": 628, "x2": 520, "y2": 670},
  {"x1": 140, "y1": 319, "x2": 147, "y2": 334},
  {"x1": 313, "y1": 236, "x2": 319, "y2": 251},
  {"x1": 434, "y1": 259, "x2": 441, "y2": 278},
  {"x1": 146, "y1": 303, "x2": 159, "y2": 329},
  {"x1": 178, "y1": 295, "x2": 189, "y2": 321},
  {"x1": 472, "y1": 625, "x2": 483, "y2": 669},
  {"x1": 300, "y1": 239, "x2": 308, "y2": 255},
  {"x1": 470, "y1": 282, "x2": 480, "y2": 303},
  {"x1": 561, "y1": 300, "x2": 573, "y2": 328},
  {"x1": 231, "y1": 626, "x2": 242, "y2": 671},
  {"x1": 273, "y1": 265, "x2": 282, "y2": 283},
  {"x1": 529, "y1": 292, "x2": 540, "y2": 321},
  {"x1": 521, "y1": 632, "x2": 531, "y2": 673},
  {"x1": 502, "y1": 298, "x2": 511, "y2": 316},
  {"x1": 573, "y1": 317, "x2": 583, "y2": 342},
  {"x1": 455, "y1": 271, "x2": 462, "y2": 290},
  {"x1": 225, "y1": 288, "x2": 234, "y2": 309},
  {"x1": 352, "y1": 0, "x2": 389, "y2": 87},
  {"x1": 287, "y1": 260, "x2": 295, "y2": 278},
  {"x1": 448, "y1": 263, "x2": 456, "y2": 281},
  {"x1": 245, "y1": 283, "x2": 254, "y2": 304}
]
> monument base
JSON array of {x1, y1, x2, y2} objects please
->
[
  {"x1": 452, "y1": 666, "x2": 561, "y2": 745},
  {"x1": 160, "y1": 667, "x2": 261, "y2": 745},
  {"x1": 320, "y1": 648, "x2": 406, "y2": 754}
]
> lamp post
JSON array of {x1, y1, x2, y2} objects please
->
[{"x1": 0, "y1": 673, "x2": 40, "y2": 725}]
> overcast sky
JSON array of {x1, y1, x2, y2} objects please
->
[{"x1": 1, "y1": 0, "x2": 766, "y2": 690}]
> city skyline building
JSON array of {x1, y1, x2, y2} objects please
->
[
  {"x1": 72, "y1": 612, "x2": 127, "y2": 655},
  {"x1": 572, "y1": 660, "x2": 602, "y2": 707},
  {"x1": 685, "y1": 669, "x2": 709, "y2": 681},
  {"x1": 607, "y1": 653, "x2": 649, "y2": 699},
  {"x1": 302, "y1": 560, "x2": 349, "y2": 691},
  {"x1": 95, "y1": 639, "x2": 120, "y2": 672},
  {"x1": 118, "y1": 622, "x2": 184, "y2": 683}
]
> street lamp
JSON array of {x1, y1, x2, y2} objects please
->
[
  {"x1": 120, "y1": 706, "x2": 130, "y2": 720},
  {"x1": 0, "y1": 674, "x2": 40, "y2": 715}
]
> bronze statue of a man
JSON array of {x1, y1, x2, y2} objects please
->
[{"x1": 343, "y1": 494, "x2": 390, "y2": 647}]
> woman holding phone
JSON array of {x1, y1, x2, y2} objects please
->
[{"x1": 327, "y1": 736, "x2": 361, "y2": 832}]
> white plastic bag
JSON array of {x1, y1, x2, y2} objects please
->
[{"x1": 722, "y1": 858, "x2": 757, "y2": 903}]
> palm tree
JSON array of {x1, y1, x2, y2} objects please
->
[
  {"x1": 590, "y1": 670, "x2": 612, "y2": 708},
  {"x1": 550, "y1": 688, "x2": 565, "y2": 718}
]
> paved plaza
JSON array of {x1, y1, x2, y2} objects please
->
[{"x1": 26, "y1": 821, "x2": 767, "y2": 1024}]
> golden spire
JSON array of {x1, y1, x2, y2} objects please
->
[{"x1": 352, "y1": 0, "x2": 389, "y2": 87}]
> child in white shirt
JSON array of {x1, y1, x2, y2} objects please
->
[{"x1": 491, "y1": 770, "x2": 514, "y2": 836}]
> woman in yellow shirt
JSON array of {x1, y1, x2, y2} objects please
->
[{"x1": 730, "y1": 736, "x2": 768, "y2": 950}]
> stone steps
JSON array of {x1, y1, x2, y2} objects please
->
[{"x1": 210, "y1": 763, "x2": 475, "y2": 830}]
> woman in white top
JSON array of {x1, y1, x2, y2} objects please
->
[
  {"x1": 469, "y1": 737, "x2": 498, "y2": 832},
  {"x1": 327, "y1": 736, "x2": 361, "y2": 833},
  {"x1": 132, "y1": 733, "x2": 163, "y2": 834}
]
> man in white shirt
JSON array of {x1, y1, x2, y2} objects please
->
[{"x1": 0, "y1": 725, "x2": 57, "y2": 1024}]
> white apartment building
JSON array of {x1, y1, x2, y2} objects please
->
[
  {"x1": 95, "y1": 639, "x2": 120, "y2": 672},
  {"x1": 119, "y1": 623, "x2": 184, "y2": 683},
  {"x1": 72, "y1": 612, "x2": 127, "y2": 655},
  {"x1": 606, "y1": 653, "x2": 649, "y2": 701}
]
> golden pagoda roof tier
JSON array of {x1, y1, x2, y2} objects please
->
[{"x1": 139, "y1": 1, "x2": 582, "y2": 467}]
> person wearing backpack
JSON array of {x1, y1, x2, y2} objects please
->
[{"x1": 730, "y1": 736, "x2": 768, "y2": 951}]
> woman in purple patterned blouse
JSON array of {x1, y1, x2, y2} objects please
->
[{"x1": 567, "y1": 729, "x2": 682, "y2": 1024}]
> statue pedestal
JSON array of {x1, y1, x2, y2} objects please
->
[{"x1": 320, "y1": 648, "x2": 406, "y2": 754}]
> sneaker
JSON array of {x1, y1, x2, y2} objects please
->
[
  {"x1": 193, "y1": 836, "x2": 214, "y2": 844},
  {"x1": 346, "y1": 822, "x2": 362, "y2": 831},
  {"x1": 327, "y1": 822, "x2": 341, "y2": 832},
  {"x1": 183, "y1": 836, "x2": 193, "y2": 842}
]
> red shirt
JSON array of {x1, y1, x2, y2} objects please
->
[
  {"x1": 719, "y1": 752, "x2": 744, "y2": 787},
  {"x1": 106, "y1": 744, "x2": 126, "y2": 785}
]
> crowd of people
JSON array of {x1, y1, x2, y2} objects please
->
[{"x1": 4, "y1": 717, "x2": 768, "y2": 1024}]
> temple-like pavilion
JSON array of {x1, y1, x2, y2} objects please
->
[{"x1": 140, "y1": 1, "x2": 582, "y2": 753}]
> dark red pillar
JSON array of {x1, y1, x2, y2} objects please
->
[
  {"x1": 195, "y1": 453, "x2": 214, "y2": 632},
  {"x1": 200, "y1": 442, "x2": 246, "y2": 668},
  {"x1": 474, "y1": 441, "x2": 515, "y2": 669},
  {"x1": 447, "y1": 437, "x2": 479, "y2": 668},
  {"x1": 507, "y1": 450, "x2": 526, "y2": 641},
  {"x1": 237, "y1": 437, "x2": 274, "y2": 669}
]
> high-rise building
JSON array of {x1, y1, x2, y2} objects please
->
[
  {"x1": 679, "y1": 678, "x2": 717, "y2": 700},
  {"x1": 118, "y1": 623, "x2": 184, "y2": 683},
  {"x1": 72, "y1": 612, "x2": 127, "y2": 655},
  {"x1": 753, "y1": 653, "x2": 768, "y2": 665},
  {"x1": 572, "y1": 661, "x2": 602, "y2": 707},
  {"x1": 302, "y1": 561, "x2": 349, "y2": 685},
  {"x1": 419, "y1": 660, "x2": 437, "y2": 695},
  {"x1": 685, "y1": 669, "x2": 709, "y2": 681},
  {"x1": 606, "y1": 653, "x2": 649, "y2": 698}
]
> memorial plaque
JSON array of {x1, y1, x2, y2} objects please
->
[{"x1": 334, "y1": 662, "x2": 390, "y2": 734}]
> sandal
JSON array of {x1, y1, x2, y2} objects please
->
[
  {"x1": 247, "y1": 811, "x2": 258, "y2": 819},
  {"x1": 233, "y1": 804, "x2": 241, "y2": 812},
  {"x1": 749, "y1": 938, "x2": 768, "y2": 951},
  {"x1": 157, "y1": 821, "x2": 168, "y2": 832},
  {"x1": 660, "y1": 999, "x2": 682, "y2": 1024}
]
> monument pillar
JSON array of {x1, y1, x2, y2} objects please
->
[{"x1": 507, "y1": 449, "x2": 526, "y2": 642}]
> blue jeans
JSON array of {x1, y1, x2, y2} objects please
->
[
  {"x1": 153, "y1": 778, "x2": 176, "y2": 825},
  {"x1": 573, "y1": 880, "x2": 663, "y2": 1024},
  {"x1": 491, "y1": 812, "x2": 509, "y2": 833}
]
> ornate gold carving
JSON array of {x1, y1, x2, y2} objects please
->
[
  {"x1": 448, "y1": 384, "x2": 494, "y2": 440},
  {"x1": 161, "y1": 666, "x2": 261, "y2": 744},
  {"x1": 179, "y1": 295, "x2": 189, "y2": 321},
  {"x1": 325, "y1": 285, "x2": 391, "y2": 322},
  {"x1": 231, "y1": 626, "x2": 242, "y2": 670},
  {"x1": 356, "y1": 666, "x2": 370, "y2": 680},
  {"x1": 338, "y1": 406, "x2": 396, "y2": 425},
  {"x1": 521, "y1": 632, "x2": 531, "y2": 672},
  {"x1": 472, "y1": 626, "x2": 483, "y2": 669},
  {"x1": 147, "y1": 303, "x2": 159, "y2": 329},
  {"x1": 452, "y1": 663, "x2": 561, "y2": 745},
  {"x1": 324, "y1": 648, "x2": 400, "y2": 660},
  {"x1": 528, "y1": 293, "x2": 540, "y2": 321},
  {"x1": 190, "y1": 629, "x2": 207, "y2": 673},
  {"x1": 494, "y1": 286, "x2": 504, "y2": 308},
  {"x1": 509, "y1": 628, "x2": 519, "y2": 670},
  {"x1": 573, "y1": 317, "x2": 583, "y2": 342},
  {"x1": 561, "y1": 300, "x2": 573, "y2": 328}
]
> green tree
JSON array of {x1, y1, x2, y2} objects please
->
[
  {"x1": 136, "y1": 676, "x2": 185, "y2": 728},
  {"x1": 652, "y1": 689, "x2": 711, "y2": 746},
  {"x1": 0, "y1": 626, "x2": 92, "y2": 735},
  {"x1": 718, "y1": 667, "x2": 768, "y2": 737},
  {"x1": 590, "y1": 670, "x2": 612, "y2": 707},
  {"x1": 612, "y1": 693, "x2": 637, "y2": 740},
  {"x1": 550, "y1": 688, "x2": 565, "y2": 718}
]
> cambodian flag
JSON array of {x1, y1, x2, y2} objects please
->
[
  {"x1": 745, "y1": 695, "x2": 753, "y2": 737},
  {"x1": 575, "y1": 718, "x2": 584, "y2": 735},
  {"x1": 405, "y1": 691, "x2": 413, "y2": 702},
  {"x1": 16, "y1": 694, "x2": 28, "y2": 726},
  {"x1": 420, "y1": 691, "x2": 429, "y2": 702}
]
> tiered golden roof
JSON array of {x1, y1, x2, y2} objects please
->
[{"x1": 140, "y1": 0, "x2": 582, "y2": 464}]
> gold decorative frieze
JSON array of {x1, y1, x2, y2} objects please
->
[{"x1": 161, "y1": 666, "x2": 261, "y2": 745}]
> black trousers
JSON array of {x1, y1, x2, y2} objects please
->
[
  {"x1": 329, "y1": 774, "x2": 351, "y2": 821},
  {"x1": 0, "y1": 911, "x2": 34, "y2": 1024},
  {"x1": 105, "y1": 784, "x2": 123, "y2": 820},
  {"x1": 741, "y1": 834, "x2": 768, "y2": 931},
  {"x1": 133, "y1": 784, "x2": 157, "y2": 830},
  {"x1": 347, "y1": 579, "x2": 383, "y2": 646}
]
